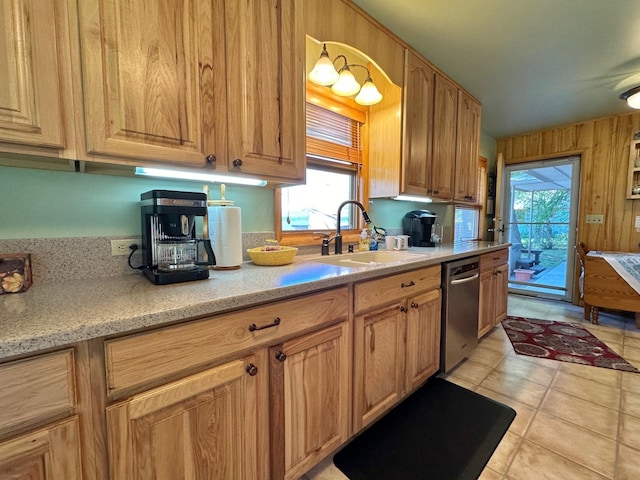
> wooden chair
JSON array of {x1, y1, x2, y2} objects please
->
[{"x1": 576, "y1": 242, "x2": 595, "y2": 323}]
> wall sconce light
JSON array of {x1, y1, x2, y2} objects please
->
[
  {"x1": 620, "y1": 86, "x2": 640, "y2": 109},
  {"x1": 309, "y1": 44, "x2": 383, "y2": 106}
]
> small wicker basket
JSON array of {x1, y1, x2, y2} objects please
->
[{"x1": 246, "y1": 246, "x2": 298, "y2": 266}]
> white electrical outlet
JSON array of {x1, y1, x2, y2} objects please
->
[
  {"x1": 585, "y1": 214, "x2": 604, "y2": 224},
  {"x1": 111, "y1": 239, "x2": 136, "y2": 256}
]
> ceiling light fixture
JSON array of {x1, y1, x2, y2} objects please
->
[
  {"x1": 309, "y1": 44, "x2": 383, "y2": 106},
  {"x1": 619, "y1": 86, "x2": 640, "y2": 109},
  {"x1": 135, "y1": 167, "x2": 267, "y2": 187}
]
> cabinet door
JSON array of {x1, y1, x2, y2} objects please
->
[
  {"x1": 493, "y1": 263, "x2": 509, "y2": 326},
  {"x1": 0, "y1": 0, "x2": 66, "y2": 151},
  {"x1": 454, "y1": 90, "x2": 481, "y2": 202},
  {"x1": 431, "y1": 73, "x2": 457, "y2": 200},
  {"x1": 224, "y1": 0, "x2": 305, "y2": 182},
  {"x1": 78, "y1": 0, "x2": 220, "y2": 166},
  {"x1": 270, "y1": 322, "x2": 350, "y2": 480},
  {"x1": 353, "y1": 302, "x2": 406, "y2": 431},
  {"x1": 405, "y1": 289, "x2": 441, "y2": 391},
  {"x1": 0, "y1": 417, "x2": 82, "y2": 480},
  {"x1": 106, "y1": 355, "x2": 267, "y2": 480},
  {"x1": 478, "y1": 270, "x2": 494, "y2": 338},
  {"x1": 401, "y1": 50, "x2": 434, "y2": 196}
]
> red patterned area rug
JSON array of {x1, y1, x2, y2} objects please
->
[{"x1": 502, "y1": 316, "x2": 639, "y2": 373}]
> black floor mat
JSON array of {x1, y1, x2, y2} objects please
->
[{"x1": 333, "y1": 378, "x2": 516, "y2": 480}]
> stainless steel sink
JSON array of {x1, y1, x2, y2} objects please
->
[{"x1": 308, "y1": 251, "x2": 424, "y2": 267}]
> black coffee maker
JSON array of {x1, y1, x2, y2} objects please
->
[
  {"x1": 141, "y1": 190, "x2": 216, "y2": 285},
  {"x1": 403, "y1": 210, "x2": 437, "y2": 247}
]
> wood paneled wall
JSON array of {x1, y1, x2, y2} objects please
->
[{"x1": 497, "y1": 112, "x2": 640, "y2": 254}]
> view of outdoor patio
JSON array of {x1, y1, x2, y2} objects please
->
[{"x1": 504, "y1": 159, "x2": 578, "y2": 299}]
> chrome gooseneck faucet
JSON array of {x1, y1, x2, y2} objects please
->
[{"x1": 322, "y1": 200, "x2": 372, "y2": 255}]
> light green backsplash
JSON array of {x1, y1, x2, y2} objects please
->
[
  {"x1": 1, "y1": 130, "x2": 496, "y2": 240},
  {"x1": 0, "y1": 165, "x2": 274, "y2": 239},
  {"x1": 367, "y1": 199, "x2": 452, "y2": 232}
]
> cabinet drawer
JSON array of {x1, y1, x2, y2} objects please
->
[
  {"x1": 0, "y1": 350, "x2": 76, "y2": 433},
  {"x1": 354, "y1": 266, "x2": 440, "y2": 315},
  {"x1": 105, "y1": 287, "x2": 348, "y2": 393},
  {"x1": 480, "y1": 249, "x2": 508, "y2": 271}
]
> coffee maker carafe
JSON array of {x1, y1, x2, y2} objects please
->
[
  {"x1": 141, "y1": 190, "x2": 216, "y2": 284},
  {"x1": 403, "y1": 210, "x2": 437, "y2": 247}
]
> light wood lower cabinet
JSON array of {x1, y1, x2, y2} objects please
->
[
  {"x1": 104, "y1": 286, "x2": 348, "y2": 480},
  {"x1": 270, "y1": 322, "x2": 350, "y2": 480},
  {"x1": 0, "y1": 350, "x2": 81, "y2": 480},
  {"x1": 478, "y1": 250, "x2": 509, "y2": 338},
  {"x1": 106, "y1": 353, "x2": 269, "y2": 480},
  {"x1": 0, "y1": 417, "x2": 82, "y2": 480},
  {"x1": 353, "y1": 266, "x2": 441, "y2": 431}
]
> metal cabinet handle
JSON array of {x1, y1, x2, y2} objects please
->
[
  {"x1": 205, "y1": 154, "x2": 216, "y2": 166},
  {"x1": 450, "y1": 273, "x2": 479, "y2": 285},
  {"x1": 275, "y1": 350, "x2": 287, "y2": 362},
  {"x1": 246, "y1": 363, "x2": 258, "y2": 376},
  {"x1": 232, "y1": 158, "x2": 243, "y2": 167},
  {"x1": 411, "y1": 302, "x2": 419, "y2": 309},
  {"x1": 401, "y1": 281, "x2": 416, "y2": 288},
  {"x1": 248, "y1": 317, "x2": 281, "y2": 332},
  {"x1": 400, "y1": 306, "x2": 408, "y2": 313}
]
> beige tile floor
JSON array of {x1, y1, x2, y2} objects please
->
[{"x1": 303, "y1": 294, "x2": 640, "y2": 480}]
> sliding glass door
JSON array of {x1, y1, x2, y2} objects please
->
[{"x1": 501, "y1": 156, "x2": 580, "y2": 301}]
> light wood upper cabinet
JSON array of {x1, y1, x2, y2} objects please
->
[
  {"x1": 270, "y1": 322, "x2": 350, "y2": 480},
  {"x1": 224, "y1": 0, "x2": 305, "y2": 182},
  {"x1": 76, "y1": 0, "x2": 305, "y2": 183},
  {"x1": 431, "y1": 73, "x2": 458, "y2": 200},
  {"x1": 455, "y1": 90, "x2": 482, "y2": 203},
  {"x1": 78, "y1": 0, "x2": 219, "y2": 166},
  {"x1": 0, "y1": 0, "x2": 69, "y2": 154},
  {"x1": 401, "y1": 50, "x2": 435, "y2": 196},
  {"x1": 106, "y1": 354, "x2": 268, "y2": 480}
]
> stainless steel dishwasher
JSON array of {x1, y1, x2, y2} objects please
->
[{"x1": 441, "y1": 256, "x2": 480, "y2": 372}]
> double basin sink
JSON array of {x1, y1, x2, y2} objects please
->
[{"x1": 308, "y1": 250, "x2": 425, "y2": 268}]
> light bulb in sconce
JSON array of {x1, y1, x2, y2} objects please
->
[
  {"x1": 331, "y1": 65, "x2": 361, "y2": 97},
  {"x1": 355, "y1": 76, "x2": 383, "y2": 105},
  {"x1": 308, "y1": 44, "x2": 339, "y2": 86}
]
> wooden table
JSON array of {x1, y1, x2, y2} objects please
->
[{"x1": 583, "y1": 252, "x2": 640, "y2": 327}]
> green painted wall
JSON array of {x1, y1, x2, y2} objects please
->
[
  {"x1": 0, "y1": 165, "x2": 274, "y2": 239},
  {"x1": 0, "y1": 130, "x2": 497, "y2": 240}
]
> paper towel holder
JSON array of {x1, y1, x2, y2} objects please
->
[{"x1": 203, "y1": 184, "x2": 243, "y2": 270}]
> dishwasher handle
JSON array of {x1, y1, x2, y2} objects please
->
[{"x1": 450, "y1": 273, "x2": 479, "y2": 285}]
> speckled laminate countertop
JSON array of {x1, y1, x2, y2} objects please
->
[{"x1": 0, "y1": 242, "x2": 508, "y2": 360}]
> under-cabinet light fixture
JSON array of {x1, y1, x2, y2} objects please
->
[
  {"x1": 620, "y1": 85, "x2": 640, "y2": 109},
  {"x1": 309, "y1": 44, "x2": 383, "y2": 106},
  {"x1": 392, "y1": 195, "x2": 433, "y2": 203},
  {"x1": 135, "y1": 167, "x2": 268, "y2": 187}
]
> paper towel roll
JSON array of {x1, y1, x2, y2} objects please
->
[{"x1": 208, "y1": 206, "x2": 242, "y2": 269}]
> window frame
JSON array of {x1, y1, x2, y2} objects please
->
[{"x1": 275, "y1": 82, "x2": 369, "y2": 246}]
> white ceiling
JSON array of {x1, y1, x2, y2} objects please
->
[{"x1": 353, "y1": 0, "x2": 640, "y2": 139}]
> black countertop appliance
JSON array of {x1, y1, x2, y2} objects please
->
[{"x1": 403, "y1": 210, "x2": 437, "y2": 247}]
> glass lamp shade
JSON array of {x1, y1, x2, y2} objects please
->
[
  {"x1": 331, "y1": 67, "x2": 361, "y2": 97},
  {"x1": 309, "y1": 52, "x2": 339, "y2": 86},
  {"x1": 628, "y1": 92, "x2": 640, "y2": 109},
  {"x1": 355, "y1": 78, "x2": 383, "y2": 105}
]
